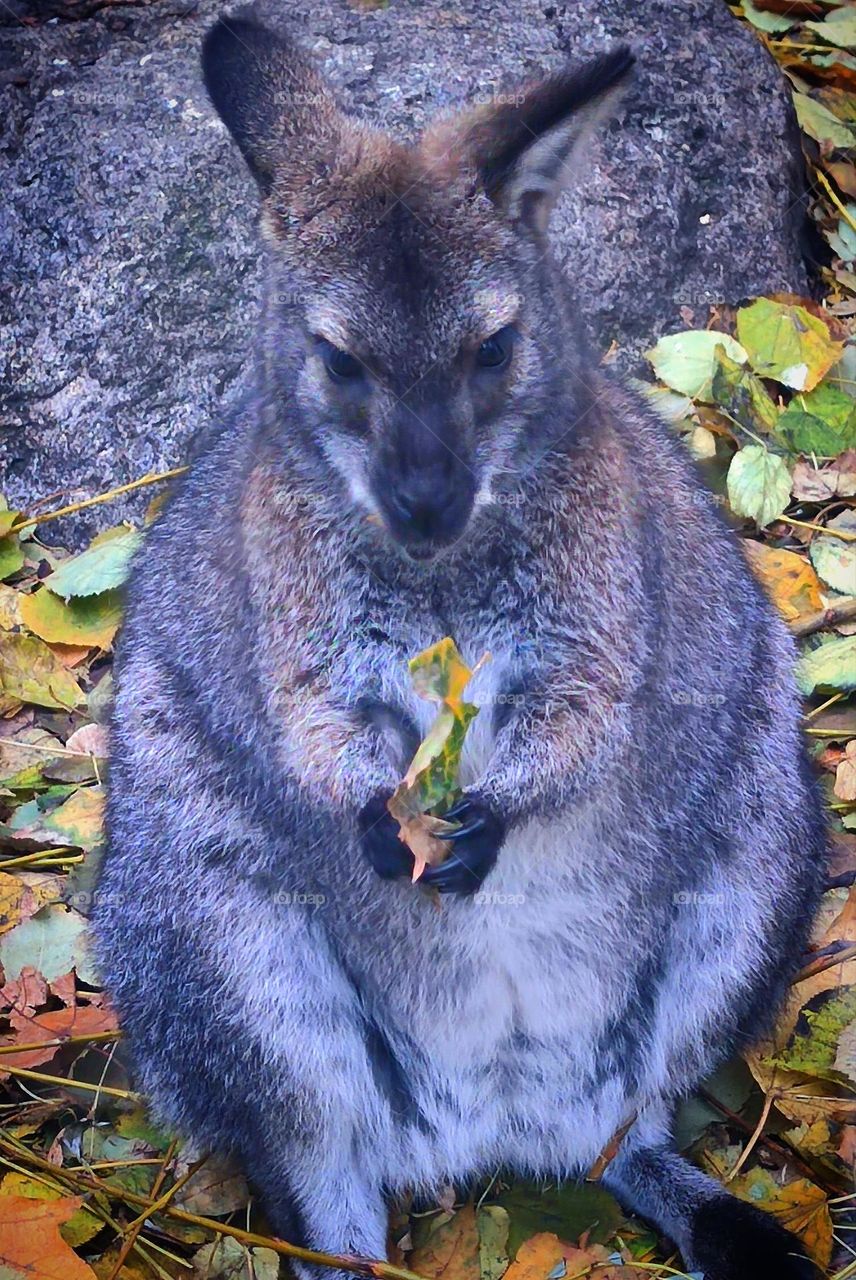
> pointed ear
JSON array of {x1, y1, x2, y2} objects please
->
[
  {"x1": 201, "y1": 16, "x2": 344, "y2": 196},
  {"x1": 423, "y1": 47, "x2": 634, "y2": 235}
]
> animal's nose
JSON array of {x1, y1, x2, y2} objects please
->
[{"x1": 390, "y1": 480, "x2": 451, "y2": 540}]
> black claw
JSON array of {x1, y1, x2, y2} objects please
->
[
  {"x1": 443, "y1": 798, "x2": 469, "y2": 821},
  {"x1": 358, "y1": 792, "x2": 414, "y2": 882}
]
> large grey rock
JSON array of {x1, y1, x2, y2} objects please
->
[{"x1": 0, "y1": 0, "x2": 810, "y2": 540}]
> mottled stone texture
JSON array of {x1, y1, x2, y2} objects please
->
[{"x1": 1, "y1": 0, "x2": 809, "y2": 538}]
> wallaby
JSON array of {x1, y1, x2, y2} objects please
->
[{"x1": 93, "y1": 14, "x2": 828, "y2": 1280}]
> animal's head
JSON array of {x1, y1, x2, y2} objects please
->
[{"x1": 203, "y1": 15, "x2": 632, "y2": 560}]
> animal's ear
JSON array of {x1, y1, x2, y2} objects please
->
[
  {"x1": 423, "y1": 48, "x2": 634, "y2": 235},
  {"x1": 201, "y1": 16, "x2": 344, "y2": 196}
]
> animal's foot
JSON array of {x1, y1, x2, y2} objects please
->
[{"x1": 689, "y1": 1196, "x2": 823, "y2": 1280}]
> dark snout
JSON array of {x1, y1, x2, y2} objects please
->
[{"x1": 372, "y1": 408, "x2": 476, "y2": 557}]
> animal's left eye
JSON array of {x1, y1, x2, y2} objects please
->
[
  {"x1": 317, "y1": 338, "x2": 364, "y2": 383},
  {"x1": 475, "y1": 326, "x2": 515, "y2": 370}
]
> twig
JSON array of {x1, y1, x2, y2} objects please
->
[
  {"x1": 7, "y1": 467, "x2": 188, "y2": 535},
  {"x1": 815, "y1": 168, "x2": 856, "y2": 237},
  {"x1": 725, "y1": 1084, "x2": 777, "y2": 1182},
  {"x1": 0, "y1": 848, "x2": 82, "y2": 871},
  {"x1": 792, "y1": 942, "x2": 856, "y2": 984},
  {"x1": 0, "y1": 1134, "x2": 428, "y2": 1280},
  {"x1": 0, "y1": 1030, "x2": 121, "y2": 1055},
  {"x1": 697, "y1": 1086, "x2": 839, "y2": 1191},
  {"x1": 105, "y1": 1137, "x2": 179, "y2": 1280},
  {"x1": 779, "y1": 516, "x2": 856, "y2": 542},
  {"x1": 1, "y1": 1063, "x2": 139, "y2": 1101},
  {"x1": 791, "y1": 598, "x2": 856, "y2": 637}
]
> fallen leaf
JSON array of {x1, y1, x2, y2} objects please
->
[
  {"x1": 742, "y1": 542, "x2": 824, "y2": 621},
  {"x1": 736, "y1": 298, "x2": 844, "y2": 390},
  {"x1": 0, "y1": 1193, "x2": 98, "y2": 1280},
  {"x1": 726, "y1": 445, "x2": 791, "y2": 527},
  {"x1": 836, "y1": 740, "x2": 856, "y2": 802},
  {"x1": 646, "y1": 329, "x2": 748, "y2": 399},
  {"x1": 46, "y1": 530, "x2": 141, "y2": 601},
  {"x1": 20, "y1": 588, "x2": 122, "y2": 650},
  {"x1": 809, "y1": 510, "x2": 856, "y2": 594},
  {"x1": 0, "y1": 905, "x2": 97, "y2": 986},
  {"x1": 0, "y1": 633, "x2": 85, "y2": 713},
  {"x1": 408, "y1": 1203, "x2": 480, "y2": 1280},
  {"x1": 796, "y1": 634, "x2": 856, "y2": 693},
  {"x1": 0, "y1": 1173, "x2": 102, "y2": 1248}
]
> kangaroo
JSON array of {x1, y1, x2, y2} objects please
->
[{"x1": 93, "y1": 15, "x2": 828, "y2": 1280}]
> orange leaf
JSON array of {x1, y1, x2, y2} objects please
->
[
  {"x1": 742, "y1": 542, "x2": 824, "y2": 622},
  {"x1": 0, "y1": 1194, "x2": 97, "y2": 1280},
  {"x1": 407, "y1": 1204, "x2": 480, "y2": 1280}
]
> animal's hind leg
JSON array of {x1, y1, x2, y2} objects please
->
[
  {"x1": 248, "y1": 1142, "x2": 389, "y2": 1280},
  {"x1": 601, "y1": 1115, "x2": 822, "y2": 1280}
]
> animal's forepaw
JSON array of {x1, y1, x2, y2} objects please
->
[
  {"x1": 689, "y1": 1196, "x2": 823, "y2": 1280},
  {"x1": 419, "y1": 793, "x2": 505, "y2": 896},
  {"x1": 358, "y1": 793, "x2": 414, "y2": 881}
]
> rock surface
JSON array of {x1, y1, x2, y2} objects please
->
[{"x1": 1, "y1": 0, "x2": 810, "y2": 538}]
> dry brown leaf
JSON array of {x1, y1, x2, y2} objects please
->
[
  {"x1": 407, "y1": 1204, "x2": 480, "y2": 1280},
  {"x1": 835, "y1": 740, "x2": 856, "y2": 801}
]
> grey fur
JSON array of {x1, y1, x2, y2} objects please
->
[{"x1": 93, "y1": 17, "x2": 827, "y2": 1280}]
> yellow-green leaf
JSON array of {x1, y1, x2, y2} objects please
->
[
  {"x1": 736, "y1": 298, "x2": 843, "y2": 391},
  {"x1": 0, "y1": 633, "x2": 85, "y2": 712},
  {"x1": 726, "y1": 445, "x2": 791, "y2": 528},
  {"x1": 19, "y1": 588, "x2": 122, "y2": 650},
  {"x1": 646, "y1": 329, "x2": 748, "y2": 400}
]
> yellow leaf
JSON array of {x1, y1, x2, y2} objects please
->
[
  {"x1": 19, "y1": 588, "x2": 122, "y2": 651},
  {"x1": 0, "y1": 873, "x2": 23, "y2": 937},
  {"x1": 388, "y1": 639, "x2": 488, "y2": 876},
  {"x1": 742, "y1": 542, "x2": 824, "y2": 622}
]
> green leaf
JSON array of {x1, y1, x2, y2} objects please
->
[
  {"x1": 806, "y1": 9, "x2": 856, "y2": 51},
  {"x1": 809, "y1": 511, "x2": 856, "y2": 593},
  {"x1": 778, "y1": 382, "x2": 856, "y2": 455},
  {"x1": 0, "y1": 904, "x2": 96, "y2": 985},
  {"x1": 46, "y1": 529, "x2": 141, "y2": 600},
  {"x1": 776, "y1": 986, "x2": 856, "y2": 1081},
  {"x1": 797, "y1": 634, "x2": 856, "y2": 694},
  {"x1": 736, "y1": 298, "x2": 843, "y2": 391},
  {"x1": 19, "y1": 588, "x2": 122, "y2": 650},
  {"x1": 794, "y1": 94, "x2": 856, "y2": 149},
  {"x1": 496, "y1": 1182, "x2": 623, "y2": 1257},
  {"x1": 726, "y1": 446, "x2": 791, "y2": 527},
  {"x1": 0, "y1": 633, "x2": 85, "y2": 712},
  {"x1": 741, "y1": 0, "x2": 797, "y2": 32},
  {"x1": 0, "y1": 536, "x2": 24, "y2": 583},
  {"x1": 711, "y1": 346, "x2": 780, "y2": 434},
  {"x1": 646, "y1": 329, "x2": 748, "y2": 400}
]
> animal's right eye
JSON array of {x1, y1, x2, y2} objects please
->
[{"x1": 316, "y1": 338, "x2": 364, "y2": 384}]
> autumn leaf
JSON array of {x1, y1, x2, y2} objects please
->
[
  {"x1": 736, "y1": 298, "x2": 843, "y2": 391},
  {"x1": 20, "y1": 588, "x2": 123, "y2": 650},
  {"x1": 408, "y1": 1203, "x2": 480, "y2": 1280},
  {"x1": 0, "y1": 632, "x2": 85, "y2": 713},
  {"x1": 742, "y1": 542, "x2": 824, "y2": 622},
  {"x1": 387, "y1": 638, "x2": 488, "y2": 881},
  {"x1": 0, "y1": 1193, "x2": 98, "y2": 1280},
  {"x1": 646, "y1": 329, "x2": 748, "y2": 400}
]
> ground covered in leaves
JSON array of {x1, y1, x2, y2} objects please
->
[{"x1": 2, "y1": 4, "x2": 856, "y2": 1279}]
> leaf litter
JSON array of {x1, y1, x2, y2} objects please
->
[{"x1": 1, "y1": 8, "x2": 856, "y2": 1280}]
